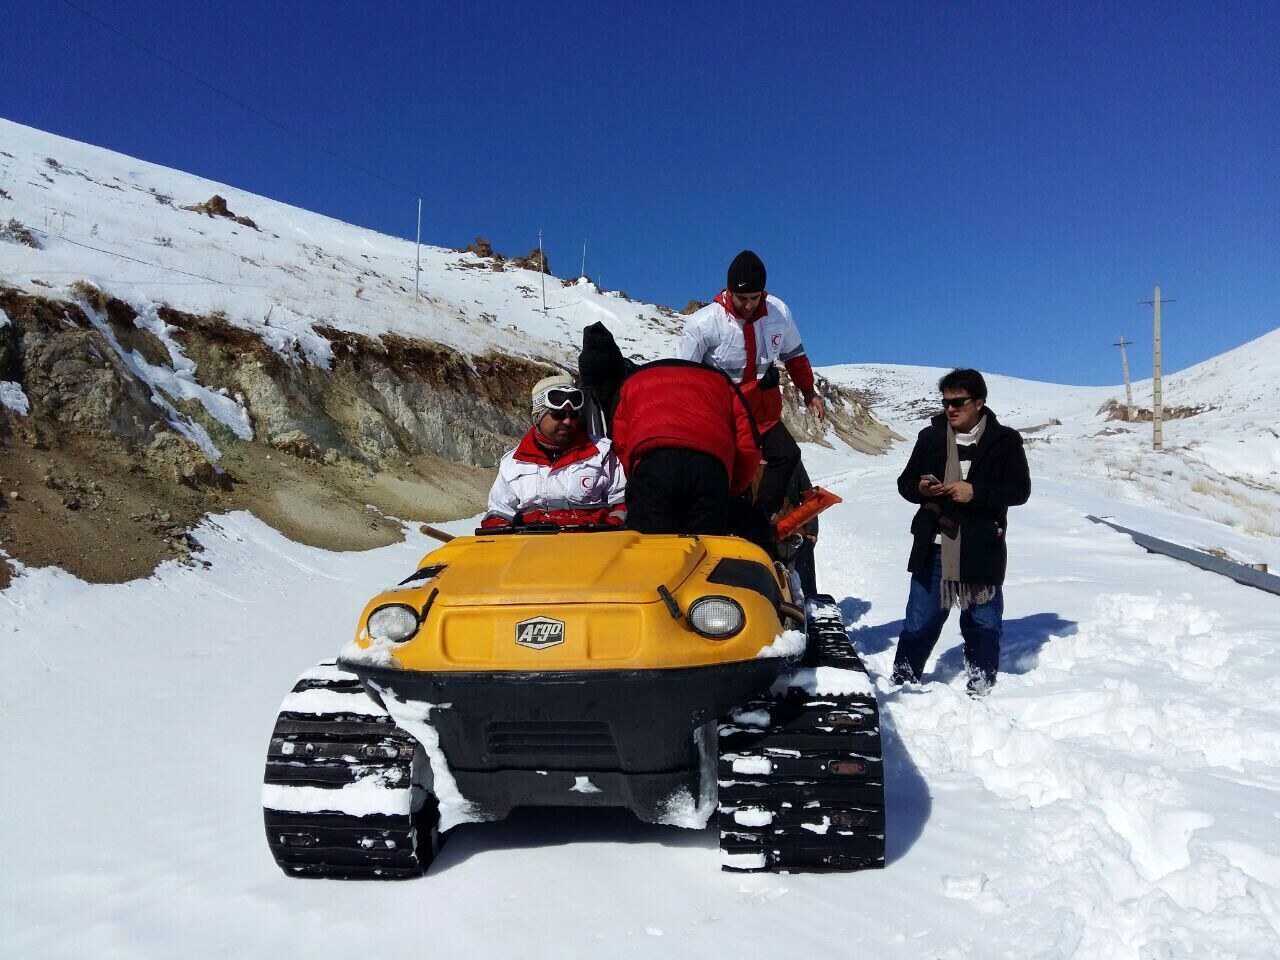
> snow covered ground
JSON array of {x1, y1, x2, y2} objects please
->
[{"x1": 3, "y1": 428, "x2": 1278, "y2": 959}]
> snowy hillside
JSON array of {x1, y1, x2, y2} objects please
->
[{"x1": 0, "y1": 117, "x2": 682, "y2": 367}]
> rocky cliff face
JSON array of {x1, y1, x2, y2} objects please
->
[
  {"x1": 0, "y1": 285, "x2": 556, "y2": 586},
  {"x1": 779, "y1": 370, "x2": 904, "y2": 454}
]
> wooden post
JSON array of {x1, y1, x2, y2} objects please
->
[
  {"x1": 1141, "y1": 285, "x2": 1174, "y2": 450},
  {"x1": 414, "y1": 196, "x2": 422, "y2": 301},
  {"x1": 538, "y1": 229, "x2": 546, "y2": 313},
  {"x1": 1114, "y1": 335, "x2": 1134, "y2": 420},
  {"x1": 1153, "y1": 285, "x2": 1163, "y2": 449}
]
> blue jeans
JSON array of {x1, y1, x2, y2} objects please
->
[{"x1": 892, "y1": 553, "x2": 1003, "y2": 693}]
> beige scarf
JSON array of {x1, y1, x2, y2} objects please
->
[{"x1": 940, "y1": 418, "x2": 996, "y2": 610}]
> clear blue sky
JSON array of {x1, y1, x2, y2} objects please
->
[{"x1": 5, "y1": 1, "x2": 1278, "y2": 384}]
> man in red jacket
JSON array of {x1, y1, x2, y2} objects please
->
[{"x1": 610, "y1": 359, "x2": 761, "y2": 535}]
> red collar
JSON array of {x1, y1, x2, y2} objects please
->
[
  {"x1": 715, "y1": 288, "x2": 769, "y2": 322},
  {"x1": 513, "y1": 425, "x2": 599, "y2": 468}
]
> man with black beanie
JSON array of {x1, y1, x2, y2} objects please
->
[{"x1": 677, "y1": 250, "x2": 824, "y2": 521}]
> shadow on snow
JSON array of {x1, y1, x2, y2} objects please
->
[
  {"x1": 932, "y1": 611, "x2": 1077, "y2": 683},
  {"x1": 837, "y1": 595, "x2": 1078, "y2": 864},
  {"x1": 432, "y1": 806, "x2": 716, "y2": 872},
  {"x1": 838, "y1": 596, "x2": 932, "y2": 865}
]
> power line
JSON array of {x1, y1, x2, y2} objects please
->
[
  {"x1": 30, "y1": 226, "x2": 227, "y2": 284},
  {"x1": 55, "y1": 0, "x2": 420, "y2": 199}
]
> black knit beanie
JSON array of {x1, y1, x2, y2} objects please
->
[
  {"x1": 579, "y1": 321, "x2": 627, "y2": 400},
  {"x1": 726, "y1": 250, "x2": 766, "y2": 293}
]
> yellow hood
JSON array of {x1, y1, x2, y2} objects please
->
[{"x1": 426, "y1": 531, "x2": 707, "y2": 606}]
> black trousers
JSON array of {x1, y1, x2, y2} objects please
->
[
  {"x1": 756, "y1": 421, "x2": 802, "y2": 520},
  {"x1": 795, "y1": 536, "x2": 817, "y2": 597},
  {"x1": 626, "y1": 449, "x2": 730, "y2": 535}
]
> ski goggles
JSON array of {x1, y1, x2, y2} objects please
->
[{"x1": 534, "y1": 386, "x2": 585, "y2": 412}]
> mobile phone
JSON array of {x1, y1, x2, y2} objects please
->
[{"x1": 921, "y1": 474, "x2": 941, "y2": 487}]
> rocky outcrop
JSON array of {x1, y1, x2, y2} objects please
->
[
  {"x1": 1, "y1": 290, "x2": 169, "y2": 449},
  {"x1": 463, "y1": 237, "x2": 502, "y2": 261},
  {"x1": 1, "y1": 284, "x2": 552, "y2": 474},
  {"x1": 780, "y1": 369, "x2": 903, "y2": 455},
  {"x1": 180, "y1": 194, "x2": 258, "y2": 229},
  {"x1": 508, "y1": 249, "x2": 551, "y2": 274},
  {"x1": 1097, "y1": 398, "x2": 1211, "y2": 422}
]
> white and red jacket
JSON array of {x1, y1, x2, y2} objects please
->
[
  {"x1": 676, "y1": 290, "x2": 816, "y2": 432},
  {"x1": 481, "y1": 426, "x2": 627, "y2": 528}
]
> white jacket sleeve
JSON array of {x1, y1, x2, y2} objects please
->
[
  {"x1": 774, "y1": 299, "x2": 806, "y2": 362},
  {"x1": 484, "y1": 458, "x2": 519, "y2": 522},
  {"x1": 604, "y1": 450, "x2": 627, "y2": 506},
  {"x1": 676, "y1": 311, "x2": 712, "y2": 362}
]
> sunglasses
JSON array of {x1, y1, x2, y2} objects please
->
[
  {"x1": 544, "y1": 406, "x2": 578, "y2": 421},
  {"x1": 536, "y1": 387, "x2": 584, "y2": 411},
  {"x1": 941, "y1": 397, "x2": 974, "y2": 409}
]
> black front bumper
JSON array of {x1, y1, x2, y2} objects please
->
[{"x1": 342, "y1": 659, "x2": 791, "y2": 822}]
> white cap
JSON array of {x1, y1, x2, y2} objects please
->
[{"x1": 531, "y1": 373, "x2": 577, "y2": 420}]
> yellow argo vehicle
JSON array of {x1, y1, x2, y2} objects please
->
[{"x1": 262, "y1": 522, "x2": 885, "y2": 878}]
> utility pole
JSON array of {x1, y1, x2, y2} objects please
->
[
  {"x1": 1141, "y1": 284, "x2": 1176, "y2": 450},
  {"x1": 1113, "y1": 335, "x2": 1134, "y2": 420},
  {"x1": 538, "y1": 229, "x2": 547, "y2": 313},
  {"x1": 413, "y1": 196, "x2": 422, "y2": 301}
]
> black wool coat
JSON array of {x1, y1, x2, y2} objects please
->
[{"x1": 896, "y1": 408, "x2": 1031, "y2": 584}]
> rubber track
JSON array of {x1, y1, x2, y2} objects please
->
[
  {"x1": 717, "y1": 597, "x2": 887, "y2": 873},
  {"x1": 263, "y1": 661, "x2": 440, "y2": 880}
]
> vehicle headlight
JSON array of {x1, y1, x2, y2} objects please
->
[
  {"x1": 367, "y1": 604, "x2": 419, "y2": 643},
  {"x1": 688, "y1": 596, "x2": 745, "y2": 639}
]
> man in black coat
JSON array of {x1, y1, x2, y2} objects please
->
[{"x1": 891, "y1": 369, "x2": 1031, "y2": 697}]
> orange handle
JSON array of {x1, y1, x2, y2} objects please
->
[{"x1": 775, "y1": 486, "x2": 842, "y2": 541}]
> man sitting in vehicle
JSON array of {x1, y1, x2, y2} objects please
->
[{"x1": 481, "y1": 374, "x2": 627, "y2": 529}]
